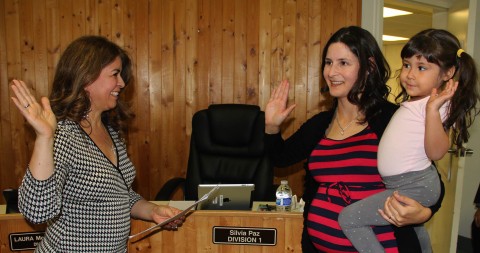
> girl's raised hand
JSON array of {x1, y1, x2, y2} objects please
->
[
  {"x1": 10, "y1": 79, "x2": 57, "y2": 138},
  {"x1": 264, "y1": 80, "x2": 296, "y2": 134},
  {"x1": 427, "y1": 79, "x2": 458, "y2": 111}
]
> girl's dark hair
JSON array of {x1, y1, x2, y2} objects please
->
[
  {"x1": 321, "y1": 26, "x2": 391, "y2": 123},
  {"x1": 397, "y1": 29, "x2": 479, "y2": 149},
  {"x1": 49, "y1": 35, "x2": 134, "y2": 135}
]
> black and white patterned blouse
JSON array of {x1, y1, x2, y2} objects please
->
[{"x1": 18, "y1": 119, "x2": 142, "y2": 252}]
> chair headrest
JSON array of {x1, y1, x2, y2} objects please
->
[
  {"x1": 208, "y1": 104, "x2": 260, "y2": 146},
  {"x1": 192, "y1": 104, "x2": 265, "y2": 156}
]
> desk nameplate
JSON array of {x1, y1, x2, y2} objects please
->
[
  {"x1": 9, "y1": 232, "x2": 45, "y2": 251},
  {"x1": 212, "y1": 226, "x2": 276, "y2": 246}
]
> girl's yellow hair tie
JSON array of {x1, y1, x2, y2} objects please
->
[{"x1": 457, "y1": 48, "x2": 465, "y2": 57}]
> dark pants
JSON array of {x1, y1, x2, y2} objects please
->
[{"x1": 473, "y1": 221, "x2": 480, "y2": 252}]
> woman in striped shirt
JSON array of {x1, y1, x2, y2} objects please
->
[{"x1": 265, "y1": 26, "x2": 443, "y2": 253}]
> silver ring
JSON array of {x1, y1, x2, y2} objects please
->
[{"x1": 24, "y1": 104, "x2": 30, "y2": 109}]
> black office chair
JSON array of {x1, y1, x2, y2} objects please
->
[
  {"x1": 155, "y1": 104, "x2": 275, "y2": 201},
  {"x1": 2, "y1": 188, "x2": 19, "y2": 213}
]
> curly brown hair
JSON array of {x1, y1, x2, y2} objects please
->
[{"x1": 49, "y1": 36, "x2": 134, "y2": 135}]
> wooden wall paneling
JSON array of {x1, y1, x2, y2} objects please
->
[
  {"x1": 282, "y1": 0, "x2": 296, "y2": 139},
  {"x1": 287, "y1": 0, "x2": 310, "y2": 195},
  {"x1": 306, "y1": 0, "x2": 322, "y2": 119},
  {"x1": 184, "y1": 0, "x2": 198, "y2": 136},
  {"x1": 20, "y1": 0, "x2": 34, "y2": 88},
  {"x1": 32, "y1": 0, "x2": 49, "y2": 97},
  {"x1": 320, "y1": 0, "x2": 334, "y2": 47},
  {"x1": 3, "y1": 0, "x2": 22, "y2": 189},
  {"x1": 85, "y1": 0, "x2": 98, "y2": 35},
  {"x1": 0, "y1": 0, "x2": 363, "y2": 204},
  {"x1": 45, "y1": 0, "x2": 60, "y2": 92},
  {"x1": 293, "y1": 0, "x2": 308, "y2": 130},
  {"x1": 16, "y1": 0, "x2": 34, "y2": 185},
  {"x1": 347, "y1": 0, "x2": 361, "y2": 26},
  {"x1": 211, "y1": 0, "x2": 224, "y2": 104},
  {"x1": 72, "y1": 0, "x2": 87, "y2": 39},
  {"x1": 171, "y1": 0, "x2": 188, "y2": 200},
  {"x1": 245, "y1": 0, "x2": 259, "y2": 105},
  {"x1": 185, "y1": 0, "x2": 198, "y2": 134},
  {"x1": 196, "y1": 0, "x2": 211, "y2": 110},
  {"x1": 221, "y1": 0, "x2": 234, "y2": 104},
  {"x1": 111, "y1": 0, "x2": 124, "y2": 46},
  {"x1": 149, "y1": 0, "x2": 164, "y2": 199},
  {"x1": 159, "y1": 0, "x2": 176, "y2": 201},
  {"x1": 258, "y1": 0, "x2": 272, "y2": 109},
  {"x1": 123, "y1": 0, "x2": 139, "y2": 189},
  {"x1": 127, "y1": 0, "x2": 152, "y2": 198},
  {"x1": 58, "y1": 0, "x2": 73, "y2": 49},
  {"x1": 0, "y1": 0, "x2": 13, "y2": 191},
  {"x1": 98, "y1": 0, "x2": 113, "y2": 38},
  {"x1": 336, "y1": 0, "x2": 347, "y2": 27},
  {"x1": 233, "y1": 0, "x2": 247, "y2": 104},
  {"x1": 270, "y1": 0, "x2": 283, "y2": 93}
]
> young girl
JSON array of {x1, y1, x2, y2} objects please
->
[{"x1": 338, "y1": 28, "x2": 479, "y2": 253}]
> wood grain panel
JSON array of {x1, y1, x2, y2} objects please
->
[
  {"x1": 0, "y1": 0, "x2": 362, "y2": 203},
  {"x1": 0, "y1": 210, "x2": 303, "y2": 253}
]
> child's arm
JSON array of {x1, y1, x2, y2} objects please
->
[{"x1": 425, "y1": 80, "x2": 458, "y2": 160}]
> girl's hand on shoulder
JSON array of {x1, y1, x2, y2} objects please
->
[
  {"x1": 378, "y1": 191, "x2": 432, "y2": 227},
  {"x1": 151, "y1": 205, "x2": 185, "y2": 230},
  {"x1": 265, "y1": 80, "x2": 296, "y2": 134},
  {"x1": 10, "y1": 79, "x2": 57, "y2": 138},
  {"x1": 427, "y1": 79, "x2": 458, "y2": 111}
]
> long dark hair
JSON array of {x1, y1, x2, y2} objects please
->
[
  {"x1": 321, "y1": 26, "x2": 391, "y2": 123},
  {"x1": 396, "y1": 29, "x2": 479, "y2": 149},
  {"x1": 49, "y1": 35, "x2": 134, "y2": 134}
]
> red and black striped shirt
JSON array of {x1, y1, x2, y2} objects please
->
[{"x1": 306, "y1": 127, "x2": 398, "y2": 253}]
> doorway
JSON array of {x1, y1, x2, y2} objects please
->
[{"x1": 362, "y1": 1, "x2": 479, "y2": 253}]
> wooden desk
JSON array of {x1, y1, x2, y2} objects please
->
[{"x1": 0, "y1": 207, "x2": 303, "y2": 252}]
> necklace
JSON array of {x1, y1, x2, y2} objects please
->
[
  {"x1": 335, "y1": 113, "x2": 358, "y2": 135},
  {"x1": 102, "y1": 126, "x2": 117, "y2": 156}
]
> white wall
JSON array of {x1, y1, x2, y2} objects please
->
[
  {"x1": 458, "y1": 0, "x2": 480, "y2": 239},
  {"x1": 365, "y1": 0, "x2": 480, "y2": 240},
  {"x1": 383, "y1": 43, "x2": 405, "y2": 101}
]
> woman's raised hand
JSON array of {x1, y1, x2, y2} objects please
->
[
  {"x1": 10, "y1": 79, "x2": 57, "y2": 138},
  {"x1": 264, "y1": 80, "x2": 296, "y2": 134}
]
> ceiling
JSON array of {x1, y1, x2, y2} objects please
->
[{"x1": 383, "y1": 0, "x2": 436, "y2": 45}]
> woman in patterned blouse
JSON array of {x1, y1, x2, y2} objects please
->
[{"x1": 10, "y1": 36, "x2": 184, "y2": 252}]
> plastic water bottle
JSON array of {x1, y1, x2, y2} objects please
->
[{"x1": 276, "y1": 180, "x2": 292, "y2": 212}]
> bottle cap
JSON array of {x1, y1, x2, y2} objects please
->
[{"x1": 281, "y1": 180, "x2": 288, "y2": 185}]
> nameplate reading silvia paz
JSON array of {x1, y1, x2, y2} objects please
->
[
  {"x1": 212, "y1": 226, "x2": 276, "y2": 246},
  {"x1": 9, "y1": 232, "x2": 45, "y2": 251}
]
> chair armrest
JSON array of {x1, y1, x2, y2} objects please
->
[
  {"x1": 2, "y1": 188, "x2": 19, "y2": 213},
  {"x1": 155, "y1": 178, "x2": 186, "y2": 200}
]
